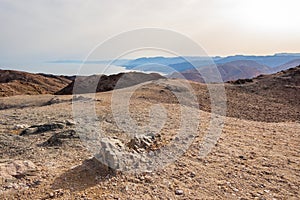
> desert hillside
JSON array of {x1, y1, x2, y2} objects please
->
[
  {"x1": 0, "y1": 66, "x2": 299, "y2": 199},
  {"x1": 1, "y1": 0, "x2": 300, "y2": 199},
  {"x1": 56, "y1": 72, "x2": 165, "y2": 95},
  {"x1": 166, "y1": 66, "x2": 299, "y2": 122},
  {"x1": 0, "y1": 70, "x2": 73, "y2": 97},
  {"x1": 218, "y1": 65, "x2": 299, "y2": 122}
]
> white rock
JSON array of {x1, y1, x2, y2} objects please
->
[
  {"x1": 13, "y1": 124, "x2": 29, "y2": 130},
  {"x1": 175, "y1": 189, "x2": 184, "y2": 195}
]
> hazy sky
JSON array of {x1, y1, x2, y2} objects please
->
[{"x1": 0, "y1": 0, "x2": 299, "y2": 73}]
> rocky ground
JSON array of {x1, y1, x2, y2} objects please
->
[{"x1": 0, "y1": 77, "x2": 299, "y2": 199}]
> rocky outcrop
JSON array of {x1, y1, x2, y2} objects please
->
[{"x1": 95, "y1": 133, "x2": 159, "y2": 171}]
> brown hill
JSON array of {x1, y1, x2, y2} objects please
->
[
  {"x1": 141, "y1": 66, "x2": 300, "y2": 122},
  {"x1": 0, "y1": 69, "x2": 73, "y2": 97},
  {"x1": 222, "y1": 65, "x2": 300, "y2": 122},
  {"x1": 169, "y1": 60, "x2": 271, "y2": 82},
  {"x1": 56, "y1": 71, "x2": 165, "y2": 95}
]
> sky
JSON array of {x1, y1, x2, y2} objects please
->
[{"x1": 0, "y1": 0, "x2": 299, "y2": 74}]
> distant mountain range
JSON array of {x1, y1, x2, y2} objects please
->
[
  {"x1": 116, "y1": 53, "x2": 300, "y2": 73},
  {"x1": 49, "y1": 53, "x2": 300, "y2": 81},
  {"x1": 270, "y1": 59, "x2": 300, "y2": 73},
  {"x1": 168, "y1": 60, "x2": 272, "y2": 82},
  {"x1": 1, "y1": 53, "x2": 299, "y2": 96},
  {"x1": 213, "y1": 53, "x2": 300, "y2": 67},
  {"x1": 118, "y1": 53, "x2": 300, "y2": 82}
]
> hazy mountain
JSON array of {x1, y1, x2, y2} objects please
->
[
  {"x1": 114, "y1": 53, "x2": 300, "y2": 75},
  {"x1": 215, "y1": 53, "x2": 300, "y2": 67},
  {"x1": 48, "y1": 53, "x2": 300, "y2": 75},
  {"x1": 121, "y1": 56, "x2": 220, "y2": 74},
  {"x1": 271, "y1": 59, "x2": 300, "y2": 73},
  {"x1": 169, "y1": 60, "x2": 271, "y2": 82}
]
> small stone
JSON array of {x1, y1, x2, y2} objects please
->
[
  {"x1": 32, "y1": 180, "x2": 42, "y2": 187},
  {"x1": 13, "y1": 124, "x2": 29, "y2": 130},
  {"x1": 259, "y1": 184, "x2": 265, "y2": 188},
  {"x1": 12, "y1": 183, "x2": 19, "y2": 190},
  {"x1": 49, "y1": 192, "x2": 55, "y2": 198},
  {"x1": 144, "y1": 175, "x2": 153, "y2": 183},
  {"x1": 239, "y1": 155, "x2": 246, "y2": 160},
  {"x1": 190, "y1": 172, "x2": 196, "y2": 178},
  {"x1": 65, "y1": 120, "x2": 76, "y2": 126},
  {"x1": 175, "y1": 189, "x2": 184, "y2": 195}
]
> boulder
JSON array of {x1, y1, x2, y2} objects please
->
[
  {"x1": 95, "y1": 138, "x2": 124, "y2": 169},
  {"x1": 95, "y1": 134, "x2": 159, "y2": 171}
]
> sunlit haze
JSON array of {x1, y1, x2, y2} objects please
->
[{"x1": 0, "y1": 0, "x2": 299, "y2": 74}]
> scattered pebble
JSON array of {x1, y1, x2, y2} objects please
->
[
  {"x1": 49, "y1": 192, "x2": 55, "y2": 198},
  {"x1": 239, "y1": 155, "x2": 247, "y2": 160},
  {"x1": 190, "y1": 172, "x2": 196, "y2": 178},
  {"x1": 175, "y1": 189, "x2": 184, "y2": 195}
]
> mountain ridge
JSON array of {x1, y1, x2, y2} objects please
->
[
  {"x1": 56, "y1": 71, "x2": 165, "y2": 95},
  {"x1": 169, "y1": 60, "x2": 272, "y2": 82}
]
